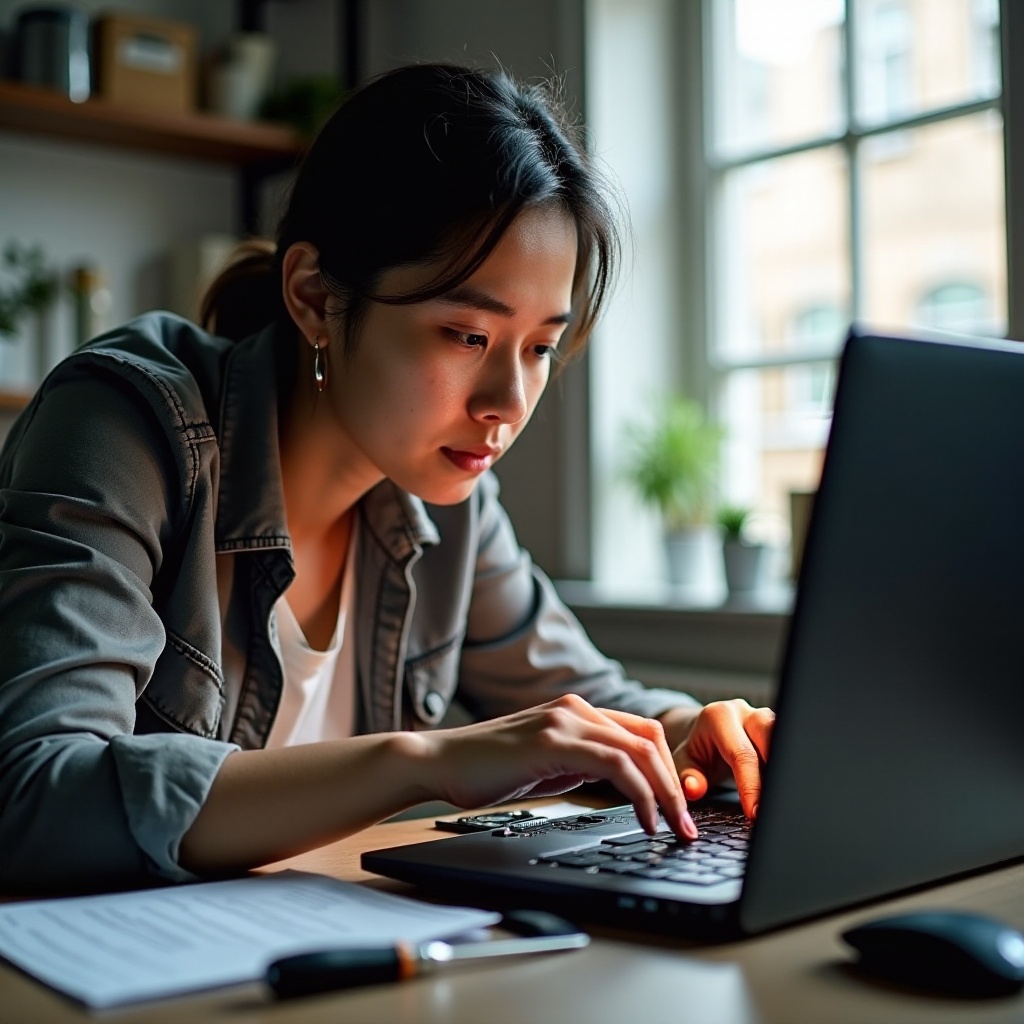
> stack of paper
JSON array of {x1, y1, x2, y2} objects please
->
[{"x1": 0, "y1": 870, "x2": 499, "y2": 1008}]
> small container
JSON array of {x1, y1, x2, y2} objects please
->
[
  {"x1": 15, "y1": 6, "x2": 90, "y2": 102},
  {"x1": 208, "y1": 32, "x2": 276, "y2": 121},
  {"x1": 70, "y1": 264, "x2": 111, "y2": 347},
  {"x1": 92, "y1": 12, "x2": 197, "y2": 113}
]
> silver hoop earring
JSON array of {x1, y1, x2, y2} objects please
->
[{"x1": 313, "y1": 336, "x2": 327, "y2": 392}]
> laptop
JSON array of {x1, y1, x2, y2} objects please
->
[{"x1": 363, "y1": 325, "x2": 1024, "y2": 938}]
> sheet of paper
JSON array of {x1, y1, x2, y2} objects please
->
[
  {"x1": 0, "y1": 870, "x2": 499, "y2": 1009},
  {"x1": 435, "y1": 800, "x2": 596, "y2": 826},
  {"x1": 530, "y1": 800, "x2": 597, "y2": 818}
]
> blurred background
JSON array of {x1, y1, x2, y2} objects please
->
[{"x1": 0, "y1": 0, "x2": 1020, "y2": 704}]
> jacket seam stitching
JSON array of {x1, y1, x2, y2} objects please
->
[
  {"x1": 63, "y1": 353, "x2": 205, "y2": 531},
  {"x1": 230, "y1": 556, "x2": 287, "y2": 747},
  {"x1": 108, "y1": 364, "x2": 207, "y2": 532},
  {"x1": 405, "y1": 633, "x2": 464, "y2": 670},
  {"x1": 164, "y1": 629, "x2": 225, "y2": 690},
  {"x1": 139, "y1": 689, "x2": 219, "y2": 739},
  {"x1": 216, "y1": 536, "x2": 291, "y2": 552}
]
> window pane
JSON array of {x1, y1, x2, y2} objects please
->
[
  {"x1": 854, "y1": 0, "x2": 1001, "y2": 127},
  {"x1": 716, "y1": 146, "x2": 851, "y2": 360},
  {"x1": 861, "y1": 109, "x2": 1006, "y2": 337},
  {"x1": 711, "y1": 0, "x2": 845, "y2": 156},
  {"x1": 721, "y1": 366, "x2": 829, "y2": 546}
]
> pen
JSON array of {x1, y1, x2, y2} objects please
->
[{"x1": 266, "y1": 911, "x2": 589, "y2": 999}]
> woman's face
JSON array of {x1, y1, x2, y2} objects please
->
[{"x1": 325, "y1": 206, "x2": 578, "y2": 505}]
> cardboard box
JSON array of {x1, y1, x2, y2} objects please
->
[{"x1": 93, "y1": 12, "x2": 197, "y2": 113}]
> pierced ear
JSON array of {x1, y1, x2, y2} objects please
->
[{"x1": 281, "y1": 242, "x2": 330, "y2": 346}]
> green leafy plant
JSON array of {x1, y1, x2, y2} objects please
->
[
  {"x1": 621, "y1": 397, "x2": 723, "y2": 530},
  {"x1": 259, "y1": 76, "x2": 346, "y2": 137},
  {"x1": 0, "y1": 241, "x2": 58, "y2": 340},
  {"x1": 716, "y1": 504, "x2": 752, "y2": 540}
]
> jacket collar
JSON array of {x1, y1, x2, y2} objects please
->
[{"x1": 213, "y1": 321, "x2": 439, "y2": 561}]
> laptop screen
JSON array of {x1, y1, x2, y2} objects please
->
[{"x1": 740, "y1": 325, "x2": 1024, "y2": 932}]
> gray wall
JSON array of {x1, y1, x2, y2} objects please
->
[
  {"x1": 361, "y1": 0, "x2": 591, "y2": 579},
  {"x1": 0, "y1": 0, "x2": 586, "y2": 577},
  {"x1": 0, "y1": 0, "x2": 238, "y2": 386}
]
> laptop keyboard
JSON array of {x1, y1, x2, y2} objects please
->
[{"x1": 526, "y1": 807, "x2": 750, "y2": 887}]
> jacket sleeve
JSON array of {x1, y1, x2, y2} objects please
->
[
  {"x1": 456, "y1": 473, "x2": 702, "y2": 722},
  {"x1": 0, "y1": 369, "x2": 235, "y2": 891}
]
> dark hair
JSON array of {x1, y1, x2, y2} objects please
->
[{"x1": 201, "y1": 62, "x2": 621, "y2": 364}]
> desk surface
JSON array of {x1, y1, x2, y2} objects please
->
[{"x1": 3, "y1": 809, "x2": 1024, "y2": 1024}]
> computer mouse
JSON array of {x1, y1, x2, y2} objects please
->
[{"x1": 842, "y1": 910, "x2": 1024, "y2": 998}]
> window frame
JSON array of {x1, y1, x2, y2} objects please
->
[
  {"x1": 563, "y1": 0, "x2": 1024, "y2": 688},
  {"x1": 700, "y1": 0, "x2": 1013, "y2": 406}
]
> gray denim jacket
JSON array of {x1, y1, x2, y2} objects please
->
[{"x1": 0, "y1": 312, "x2": 698, "y2": 890}]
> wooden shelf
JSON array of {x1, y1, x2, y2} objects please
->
[
  {"x1": 0, "y1": 390, "x2": 32, "y2": 413},
  {"x1": 0, "y1": 79, "x2": 304, "y2": 167}
]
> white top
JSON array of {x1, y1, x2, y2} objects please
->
[{"x1": 265, "y1": 527, "x2": 358, "y2": 747}]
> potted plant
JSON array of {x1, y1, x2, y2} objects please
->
[
  {"x1": 621, "y1": 397, "x2": 723, "y2": 586},
  {"x1": 0, "y1": 241, "x2": 59, "y2": 384},
  {"x1": 717, "y1": 504, "x2": 770, "y2": 594}
]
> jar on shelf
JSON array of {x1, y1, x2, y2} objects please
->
[
  {"x1": 70, "y1": 264, "x2": 112, "y2": 348},
  {"x1": 15, "y1": 6, "x2": 91, "y2": 102}
]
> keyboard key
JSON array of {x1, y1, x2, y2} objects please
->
[
  {"x1": 599, "y1": 862, "x2": 649, "y2": 875},
  {"x1": 600, "y1": 840, "x2": 671, "y2": 857},
  {"x1": 554, "y1": 853, "x2": 615, "y2": 868},
  {"x1": 636, "y1": 867, "x2": 675, "y2": 879},
  {"x1": 667, "y1": 871, "x2": 723, "y2": 886},
  {"x1": 697, "y1": 843, "x2": 734, "y2": 856}
]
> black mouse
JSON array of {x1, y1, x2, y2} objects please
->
[{"x1": 842, "y1": 910, "x2": 1024, "y2": 998}]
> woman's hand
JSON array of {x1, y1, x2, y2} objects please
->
[
  {"x1": 660, "y1": 699, "x2": 775, "y2": 820},
  {"x1": 419, "y1": 693, "x2": 698, "y2": 839}
]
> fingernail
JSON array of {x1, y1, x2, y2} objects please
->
[
  {"x1": 751, "y1": 802, "x2": 759, "y2": 819},
  {"x1": 683, "y1": 810, "x2": 698, "y2": 839}
]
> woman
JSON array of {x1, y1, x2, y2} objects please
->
[{"x1": 0, "y1": 64, "x2": 773, "y2": 889}]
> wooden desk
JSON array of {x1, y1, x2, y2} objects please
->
[{"x1": 3, "y1": 812, "x2": 1024, "y2": 1024}]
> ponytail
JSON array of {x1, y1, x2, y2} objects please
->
[{"x1": 199, "y1": 238, "x2": 285, "y2": 342}]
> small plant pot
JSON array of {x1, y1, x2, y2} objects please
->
[
  {"x1": 664, "y1": 525, "x2": 718, "y2": 588},
  {"x1": 722, "y1": 538, "x2": 770, "y2": 593}
]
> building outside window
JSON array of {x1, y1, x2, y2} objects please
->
[
  {"x1": 914, "y1": 281, "x2": 993, "y2": 333},
  {"x1": 708, "y1": 0, "x2": 1006, "y2": 549}
]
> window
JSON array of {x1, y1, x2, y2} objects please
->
[
  {"x1": 915, "y1": 281, "x2": 993, "y2": 333},
  {"x1": 860, "y1": 1, "x2": 913, "y2": 124},
  {"x1": 707, "y1": 0, "x2": 1006, "y2": 548}
]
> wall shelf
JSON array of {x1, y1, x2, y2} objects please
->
[
  {"x1": 0, "y1": 79, "x2": 304, "y2": 167},
  {"x1": 0, "y1": 390, "x2": 32, "y2": 413}
]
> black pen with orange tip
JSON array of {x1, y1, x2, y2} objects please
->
[{"x1": 266, "y1": 910, "x2": 589, "y2": 999}]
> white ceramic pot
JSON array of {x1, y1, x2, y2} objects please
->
[
  {"x1": 664, "y1": 525, "x2": 719, "y2": 588},
  {"x1": 722, "y1": 538, "x2": 770, "y2": 593}
]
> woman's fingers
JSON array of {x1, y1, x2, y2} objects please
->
[
  {"x1": 432, "y1": 695, "x2": 697, "y2": 838},
  {"x1": 673, "y1": 700, "x2": 776, "y2": 820},
  {"x1": 745, "y1": 707, "x2": 774, "y2": 764},
  {"x1": 535, "y1": 697, "x2": 687, "y2": 835},
  {"x1": 596, "y1": 707, "x2": 696, "y2": 838},
  {"x1": 681, "y1": 770, "x2": 708, "y2": 802},
  {"x1": 549, "y1": 735, "x2": 662, "y2": 833}
]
